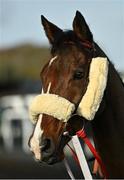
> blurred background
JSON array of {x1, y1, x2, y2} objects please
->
[{"x1": 0, "y1": 0, "x2": 124, "y2": 178}]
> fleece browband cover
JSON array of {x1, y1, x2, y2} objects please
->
[{"x1": 29, "y1": 57, "x2": 109, "y2": 123}]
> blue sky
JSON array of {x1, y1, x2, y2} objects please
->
[{"x1": 0, "y1": 0, "x2": 124, "y2": 71}]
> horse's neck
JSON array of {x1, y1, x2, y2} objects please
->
[
  {"x1": 92, "y1": 62, "x2": 124, "y2": 135},
  {"x1": 106, "y1": 63, "x2": 124, "y2": 121},
  {"x1": 91, "y1": 63, "x2": 124, "y2": 177}
]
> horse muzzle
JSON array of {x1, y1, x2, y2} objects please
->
[{"x1": 40, "y1": 134, "x2": 71, "y2": 165}]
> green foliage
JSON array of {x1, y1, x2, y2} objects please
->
[{"x1": 0, "y1": 44, "x2": 50, "y2": 83}]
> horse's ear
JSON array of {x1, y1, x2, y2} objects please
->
[
  {"x1": 41, "y1": 15, "x2": 63, "y2": 44},
  {"x1": 73, "y1": 11, "x2": 93, "y2": 42}
]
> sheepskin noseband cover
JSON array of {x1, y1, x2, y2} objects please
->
[
  {"x1": 29, "y1": 57, "x2": 109, "y2": 123},
  {"x1": 29, "y1": 94, "x2": 75, "y2": 123}
]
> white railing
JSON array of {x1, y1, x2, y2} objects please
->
[{"x1": 0, "y1": 94, "x2": 36, "y2": 153}]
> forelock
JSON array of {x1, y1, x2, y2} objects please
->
[{"x1": 51, "y1": 30, "x2": 81, "y2": 54}]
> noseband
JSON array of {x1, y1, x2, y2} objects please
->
[{"x1": 29, "y1": 57, "x2": 109, "y2": 123}]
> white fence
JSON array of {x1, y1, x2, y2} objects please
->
[{"x1": 0, "y1": 94, "x2": 36, "y2": 153}]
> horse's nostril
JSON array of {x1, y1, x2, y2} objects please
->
[{"x1": 41, "y1": 138, "x2": 51, "y2": 152}]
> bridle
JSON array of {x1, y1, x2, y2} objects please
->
[
  {"x1": 56, "y1": 41, "x2": 108, "y2": 178},
  {"x1": 29, "y1": 40, "x2": 109, "y2": 179}
]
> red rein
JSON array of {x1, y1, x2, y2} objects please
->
[{"x1": 67, "y1": 129, "x2": 109, "y2": 179}]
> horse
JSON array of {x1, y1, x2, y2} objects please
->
[{"x1": 28, "y1": 11, "x2": 124, "y2": 178}]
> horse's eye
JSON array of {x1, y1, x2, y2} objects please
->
[{"x1": 74, "y1": 70, "x2": 84, "y2": 79}]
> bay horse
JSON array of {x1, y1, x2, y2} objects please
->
[{"x1": 28, "y1": 11, "x2": 124, "y2": 178}]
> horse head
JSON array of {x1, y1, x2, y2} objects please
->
[{"x1": 28, "y1": 11, "x2": 108, "y2": 165}]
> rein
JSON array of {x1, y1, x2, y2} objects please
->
[{"x1": 66, "y1": 129, "x2": 108, "y2": 179}]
